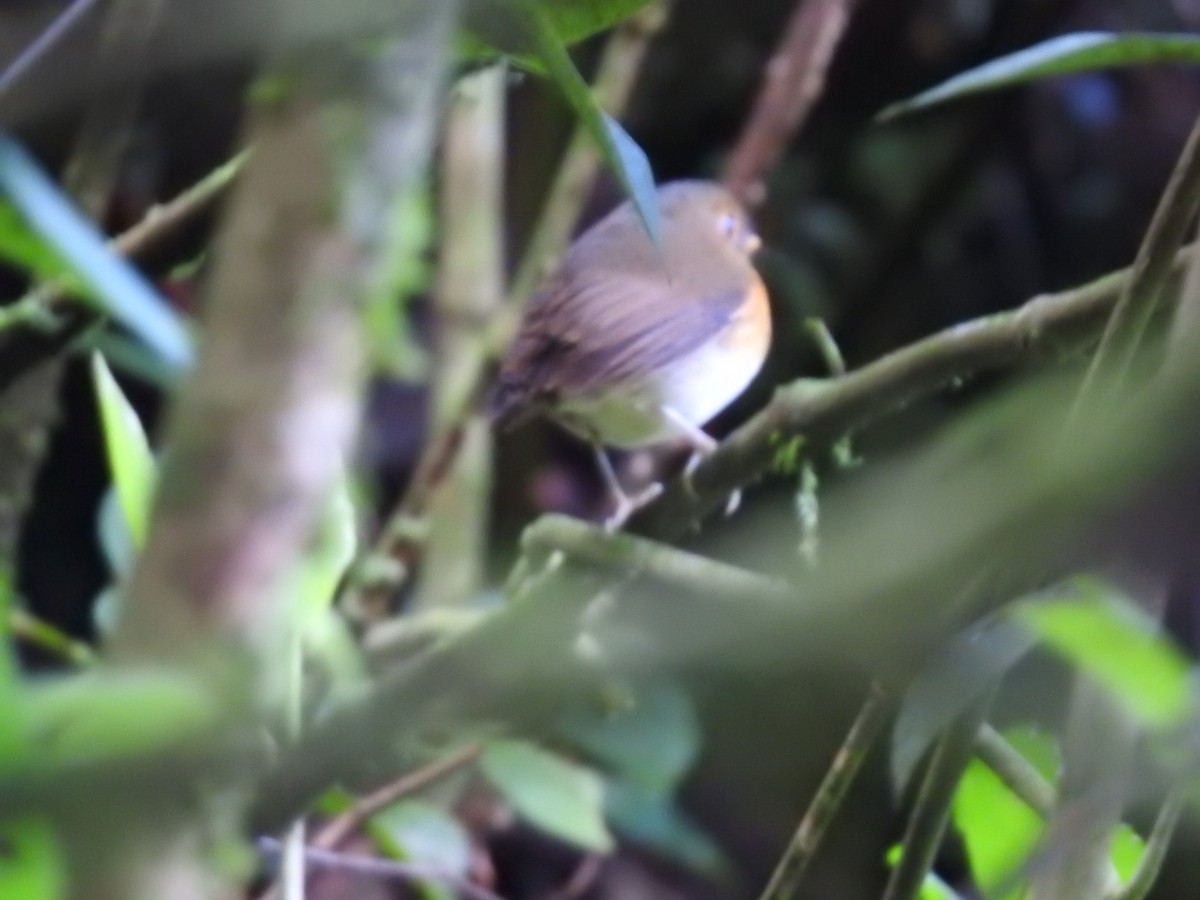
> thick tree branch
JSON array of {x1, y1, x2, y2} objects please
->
[{"x1": 628, "y1": 247, "x2": 1192, "y2": 540}]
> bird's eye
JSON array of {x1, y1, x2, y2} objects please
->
[{"x1": 718, "y1": 211, "x2": 739, "y2": 240}]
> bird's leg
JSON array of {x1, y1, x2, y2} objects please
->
[
  {"x1": 663, "y1": 407, "x2": 740, "y2": 516},
  {"x1": 593, "y1": 446, "x2": 662, "y2": 532}
]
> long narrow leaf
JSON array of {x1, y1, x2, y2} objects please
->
[
  {"x1": 518, "y1": 2, "x2": 661, "y2": 249},
  {"x1": 881, "y1": 32, "x2": 1200, "y2": 120},
  {"x1": 91, "y1": 353, "x2": 155, "y2": 549},
  {"x1": 0, "y1": 134, "x2": 193, "y2": 372}
]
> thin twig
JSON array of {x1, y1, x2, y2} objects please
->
[
  {"x1": 883, "y1": 696, "x2": 995, "y2": 900},
  {"x1": 0, "y1": 0, "x2": 101, "y2": 101},
  {"x1": 257, "y1": 836, "x2": 503, "y2": 900},
  {"x1": 311, "y1": 743, "x2": 482, "y2": 852},
  {"x1": 8, "y1": 608, "x2": 95, "y2": 665},
  {"x1": 723, "y1": 0, "x2": 860, "y2": 207},
  {"x1": 758, "y1": 683, "x2": 891, "y2": 900},
  {"x1": 975, "y1": 724, "x2": 1054, "y2": 817},
  {"x1": 519, "y1": 513, "x2": 791, "y2": 602},
  {"x1": 416, "y1": 65, "x2": 506, "y2": 613},
  {"x1": 7, "y1": 150, "x2": 248, "y2": 324},
  {"x1": 1073, "y1": 113, "x2": 1200, "y2": 415}
]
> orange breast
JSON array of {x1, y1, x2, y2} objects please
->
[{"x1": 719, "y1": 273, "x2": 772, "y2": 363}]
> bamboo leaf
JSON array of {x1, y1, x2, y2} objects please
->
[{"x1": 881, "y1": 32, "x2": 1200, "y2": 120}]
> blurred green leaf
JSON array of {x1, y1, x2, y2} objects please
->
[
  {"x1": 884, "y1": 846, "x2": 963, "y2": 899},
  {"x1": 1111, "y1": 823, "x2": 1147, "y2": 884},
  {"x1": 1013, "y1": 577, "x2": 1191, "y2": 728},
  {"x1": 512, "y1": 2, "x2": 661, "y2": 249},
  {"x1": 892, "y1": 618, "x2": 1037, "y2": 793},
  {"x1": 480, "y1": 738, "x2": 614, "y2": 852},
  {"x1": 953, "y1": 756, "x2": 1043, "y2": 899},
  {"x1": 559, "y1": 680, "x2": 700, "y2": 793},
  {"x1": 0, "y1": 201, "x2": 78, "y2": 287},
  {"x1": 364, "y1": 185, "x2": 433, "y2": 380},
  {"x1": 604, "y1": 779, "x2": 726, "y2": 875},
  {"x1": 0, "y1": 135, "x2": 193, "y2": 371},
  {"x1": 0, "y1": 818, "x2": 65, "y2": 900},
  {"x1": 881, "y1": 32, "x2": 1200, "y2": 120},
  {"x1": 464, "y1": 0, "x2": 655, "y2": 61},
  {"x1": 91, "y1": 353, "x2": 155, "y2": 549},
  {"x1": 526, "y1": 0, "x2": 653, "y2": 46},
  {"x1": 369, "y1": 799, "x2": 470, "y2": 900}
]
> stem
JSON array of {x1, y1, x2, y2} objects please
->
[
  {"x1": 257, "y1": 836, "x2": 503, "y2": 900},
  {"x1": 758, "y1": 684, "x2": 891, "y2": 900},
  {"x1": 1074, "y1": 112, "x2": 1200, "y2": 413},
  {"x1": 310, "y1": 744, "x2": 482, "y2": 852},
  {"x1": 975, "y1": 724, "x2": 1054, "y2": 817},
  {"x1": 883, "y1": 696, "x2": 994, "y2": 900},
  {"x1": 8, "y1": 608, "x2": 95, "y2": 666}
]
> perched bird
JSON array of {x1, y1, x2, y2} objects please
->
[{"x1": 491, "y1": 180, "x2": 771, "y2": 528}]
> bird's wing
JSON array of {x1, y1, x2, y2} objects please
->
[{"x1": 494, "y1": 271, "x2": 747, "y2": 417}]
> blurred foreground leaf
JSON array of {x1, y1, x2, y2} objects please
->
[
  {"x1": 892, "y1": 618, "x2": 1037, "y2": 793},
  {"x1": 480, "y1": 738, "x2": 614, "y2": 852},
  {"x1": 1013, "y1": 577, "x2": 1191, "y2": 729},
  {"x1": 369, "y1": 799, "x2": 470, "y2": 900},
  {"x1": 882, "y1": 32, "x2": 1200, "y2": 120},
  {"x1": 0, "y1": 818, "x2": 65, "y2": 900},
  {"x1": 463, "y1": 0, "x2": 656, "y2": 62},
  {"x1": 24, "y1": 672, "x2": 220, "y2": 768},
  {"x1": 558, "y1": 680, "x2": 699, "y2": 793},
  {"x1": 0, "y1": 135, "x2": 193, "y2": 371}
]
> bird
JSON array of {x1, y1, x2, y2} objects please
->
[{"x1": 491, "y1": 179, "x2": 771, "y2": 530}]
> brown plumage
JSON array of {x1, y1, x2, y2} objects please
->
[{"x1": 493, "y1": 179, "x2": 771, "y2": 526}]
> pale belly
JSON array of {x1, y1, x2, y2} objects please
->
[{"x1": 555, "y1": 334, "x2": 767, "y2": 449}]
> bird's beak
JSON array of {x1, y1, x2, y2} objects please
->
[{"x1": 743, "y1": 231, "x2": 762, "y2": 255}]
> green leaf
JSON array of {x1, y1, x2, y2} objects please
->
[
  {"x1": 892, "y1": 618, "x2": 1037, "y2": 793},
  {"x1": 515, "y1": 2, "x2": 661, "y2": 249},
  {"x1": 558, "y1": 681, "x2": 700, "y2": 793},
  {"x1": 1110, "y1": 823, "x2": 1146, "y2": 884},
  {"x1": 0, "y1": 135, "x2": 193, "y2": 372},
  {"x1": 531, "y1": 0, "x2": 654, "y2": 46},
  {"x1": 91, "y1": 353, "x2": 155, "y2": 549},
  {"x1": 369, "y1": 799, "x2": 470, "y2": 900},
  {"x1": 464, "y1": 0, "x2": 656, "y2": 59},
  {"x1": 884, "y1": 846, "x2": 963, "y2": 899},
  {"x1": 480, "y1": 738, "x2": 614, "y2": 852},
  {"x1": 604, "y1": 780, "x2": 726, "y2": 875},
  {"x1": 953, "y1": 756, "x2": 1043, "y2": 899},
  {"x1": 881, "y1": 32, "x2": 1200, "y2": 120},
  {"x1": 1013, "y1": 577, "x2": 1192, "y2": 728},
  {"x1": 0, "y1": 818, "x2": 65, "y2": 900},
  {"x1": 0, "y1": 201, "x2": 77, "y2": 286}
]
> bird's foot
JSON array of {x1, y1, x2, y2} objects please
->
[
  {"x1": 682, "y1": 448, "x2": 741, "y2": 518},
  {"x1": 603, "y1": 481, "x2": 663, "y2": 533}
]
